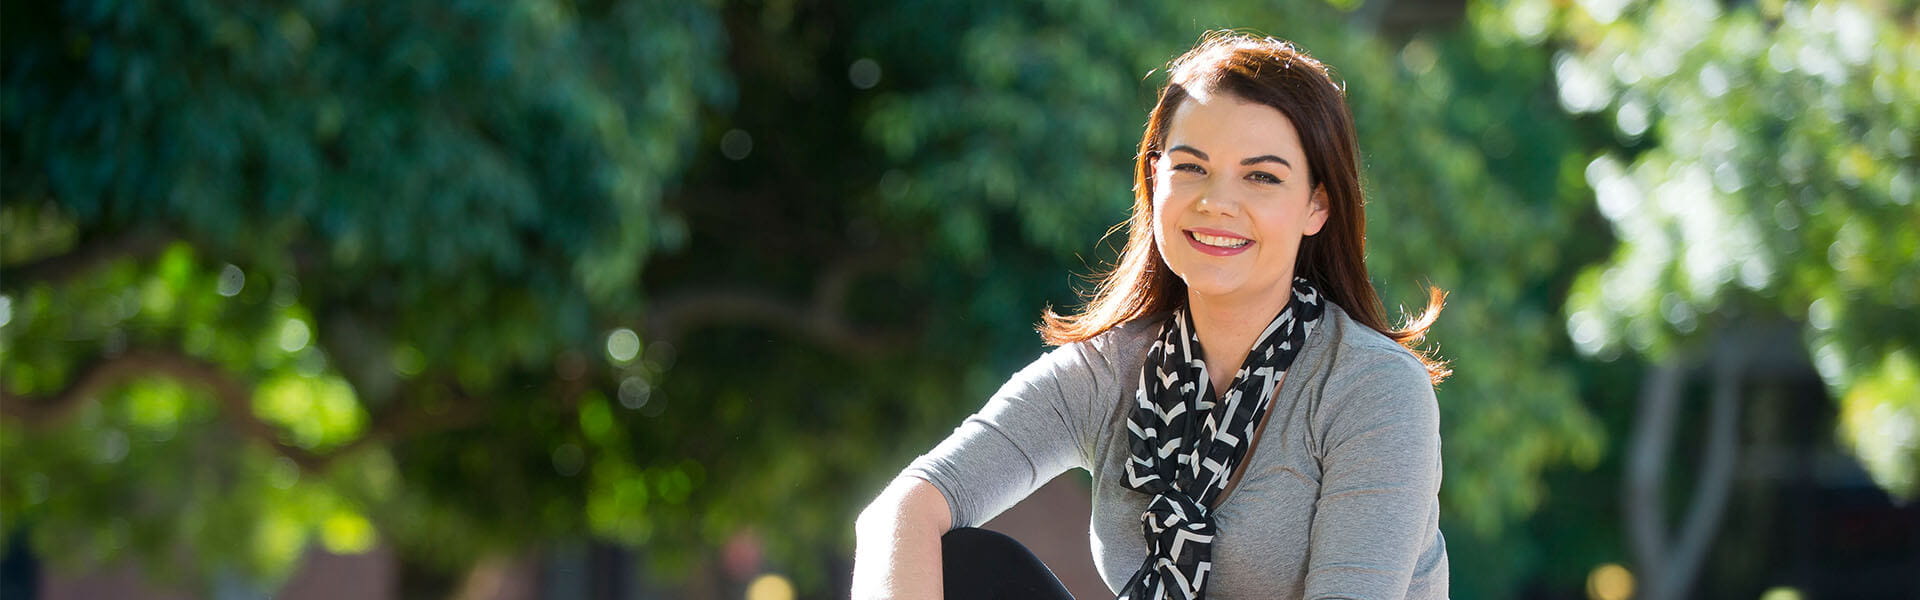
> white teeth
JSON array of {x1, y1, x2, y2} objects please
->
[{"x1": 1191, "y1": 232, "x2": 1250, "y2": 248}]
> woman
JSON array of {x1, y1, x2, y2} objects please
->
[{"x1": 853, "y1": 31, "x2": 1451, "y2": 599}]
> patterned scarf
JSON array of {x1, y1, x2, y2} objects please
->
[{"x1": 1117, "y1": 277, "x2": 1324, "y2": 600}]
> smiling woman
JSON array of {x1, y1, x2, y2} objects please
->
[
  {"x1": 854, "y1": 31, "x2": 1451, "y2": 600},
  {"x1": 1148, "y1": 93, "x2": 1333, "y2": 395},
  {"x1": 1041, "y1": 33, "x2": 1448, "y2": 376}
]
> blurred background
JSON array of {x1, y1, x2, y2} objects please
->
[{"x1": 1, "y1": 0, "x2": 1915, "y2": 598}]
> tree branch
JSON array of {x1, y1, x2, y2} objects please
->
[
  {"x1": 1623, "y1": 335, "x2": 1749, "y2": 600},
  {"x1": 0, "y1": 347, "x2": 330, "y2": 470},
  {"x1": 1663, "y1": 338, "x2": 1744, "y2": 600},
  {"x1": 0, "y1": 347, "x2": 486, "y2": 472},
  {"x1": 329, "y1": 378, "x2": 490, "y2": 458},
  {"x1": 0, "y1": 228, "x2": 171, "y2": 293},
  {"x1": 1625, "y1": 360, "x2": 1684, "y2": 586},
  {"x1": 645, "y1": 254, "x2": 910, "y2": 355}
]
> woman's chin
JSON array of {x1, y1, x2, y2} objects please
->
[
  {"x1": 1179, "y1": 273, "x2": 1300, "y2": 308},
  {"x1": 1180, "y1": 278, "x2": 1249, "y2": 301}
]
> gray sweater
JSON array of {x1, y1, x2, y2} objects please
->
[{"x1": 903, "y1": 301, "x2": 1449, "y2": 599}]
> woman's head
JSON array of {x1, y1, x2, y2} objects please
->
[
  {"x1": 1041, "y1": 31, "x2": 1448, "y2": 383},
  {"x1": 1148, "y1": 63, "x2": 1332, "y2": 313}
]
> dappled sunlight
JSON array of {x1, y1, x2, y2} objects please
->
[{"x1": 2, "y1": 0, "x2": 1915, "y2": 598}]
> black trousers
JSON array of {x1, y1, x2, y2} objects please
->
[{"x1": 941, "y1": 527, "x2": 1076, "y2": 599}]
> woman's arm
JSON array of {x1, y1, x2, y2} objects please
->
[
  {"x1": 1304, "y1": 350, "x2": 1445, "y2": 599},
  {"x1": 852, "y1": 475, "x2": 952, "y2": 599},
  {"x1": 852, "y1": 339, "x2": 1113, "y2": 598}
]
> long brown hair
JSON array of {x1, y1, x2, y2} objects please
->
[{"x1": 1039, "y1": 31, "x2": 1450, "y2": 384}]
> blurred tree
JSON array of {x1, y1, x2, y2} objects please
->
[
  {"x1": 2, "y1": 0, "x2": 730, "y2": 593},
  {"x1": 1474, "y1": 0, "x2": 1920, "y2": 597},
  {"x1": 2, "y1": 0, "x2": 1663, "y2": 598}
]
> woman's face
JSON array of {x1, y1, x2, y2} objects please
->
[{"x1": 1152, "y1": 90, "x2": 1329, "y2": 309}]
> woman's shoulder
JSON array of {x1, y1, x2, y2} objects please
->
[
  {"x1": 1088, "y1": 310, "x2": 1171, "y2": 351},
  {"x1": 1296, "y1": 302, "x2": 1442, "y2": 460},
  {"x1": 1034, "y1": 311, "x2": 1169, "y2": 391},
  {"x1": 1320, "y1": 301, "x2": 1427, "y2": 377},
  {"x1": 1312, "y1": 301, "x2": 1437, "y2": 413}
]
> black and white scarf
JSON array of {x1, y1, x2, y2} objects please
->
[{"x1": 1117, "y1": 277, "x2": 1324, "y2": 600}]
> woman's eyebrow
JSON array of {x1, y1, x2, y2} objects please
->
[
  {"x1": 1241, "y1": 155, "x2": 1292, "y2": 168},
  {"x1": 1169, "y1": 145, "x2": 1291, "y2": 169},
  {"x1": 1169, "y1": 145, "x2": 1208, "y2": 160}
]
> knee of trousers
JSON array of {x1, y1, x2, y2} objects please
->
[
  {"x1": 941, "y1": 526, "x2": 1025, "y2": 557},
  {"x1": 941, "y1": 527, "x2": 1051, "y2": 577}
]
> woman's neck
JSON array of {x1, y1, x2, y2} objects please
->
[{"x1": 1185, "y1": 276, "x2": 1294, "y2": 395}]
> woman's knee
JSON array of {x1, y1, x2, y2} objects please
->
[{"x1": 940, "y1": 527, "x2": 1075, "y2": 599}]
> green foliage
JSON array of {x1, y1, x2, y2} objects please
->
[
  {"x1": 21, "y1": 0, "x2": 1908, "y2": 597},
  {"x1": 2, "y1": 0, "x2": 730, "y2": 589},
  {"x1": 1479, "y1": 0, "x2": 1920, "y2": 497},
  {"x1": 0, "y1": 245, "x2": 393, "y2": 584},
  {"x1": 3, "y1": 0, "x2": 729, "y2": 378},
  {"x1": 0, "y1": 0, "x2": 1620, "y2": 596}
]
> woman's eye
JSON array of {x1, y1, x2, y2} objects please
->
[
  {"x1": 1172, "y1": 163, "x2": 1206, "y2": 175},
  {"x1": 1247, "y1": 171, "x2": 1282, "y2": 184}
]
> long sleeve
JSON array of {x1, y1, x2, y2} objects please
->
[
  {"x1": 901, "y1": 340, "x2": 1112, "y2": 530},
  {"x1": 1302, "y1": 348, "x2": 1444, "y2": 599}
]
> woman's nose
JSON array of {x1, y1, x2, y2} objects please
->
[{"x1": 1195, "y1": 189, "x2": 1240, "y2": 216}]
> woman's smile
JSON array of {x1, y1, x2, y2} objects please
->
[{"x1": 1184, "y1": 227, "x2": 1254, "y2": 255}]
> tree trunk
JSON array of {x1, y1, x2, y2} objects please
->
[
  {"x1": 1624, "y1": 336, "x2": 1747, "y2": 600},
  {"x1": 396, "y1": 554, "x2": 463, "y2": 600}
]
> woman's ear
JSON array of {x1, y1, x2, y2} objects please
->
[{"x1": 1303, "y1": 184, "x2": 1331, "y2": 236}]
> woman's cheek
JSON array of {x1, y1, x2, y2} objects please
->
[
  {"x1": 1151, "y1": 208, "x2": 1174, "y2": 252},
  {"x1": 1151, "y1": 187, "x2": 1175, "y2": 227},
  {"x1": 1150, "y1": 195, "x2": 1180, "y2": 262},
  {"x1": 1155, "y1": 180, "x2": 1194, "y2": 214}
]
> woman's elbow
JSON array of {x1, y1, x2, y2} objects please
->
[{"x1": 857, "y1": 475, "x2": 952, "y2": 537}]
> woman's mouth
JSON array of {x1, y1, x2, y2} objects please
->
[{"x1": 1185, "y1": 229, "x2": 1253, "y2": 256}]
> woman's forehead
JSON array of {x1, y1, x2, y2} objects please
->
[{"x1": 1165, "y1": 93, "x2": 1305, "y2": 161}]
